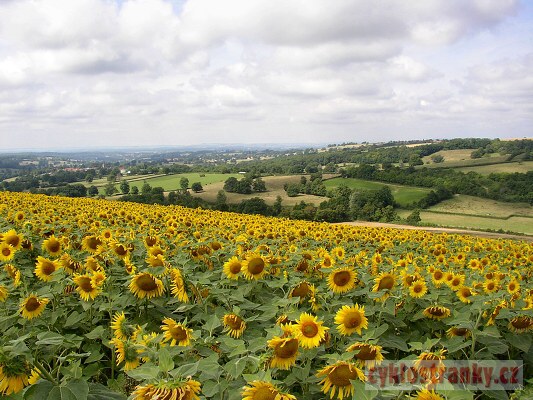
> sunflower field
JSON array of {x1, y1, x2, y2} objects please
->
[{"x1": 0, "y1": 191, "x2": 531, "y2": 400}]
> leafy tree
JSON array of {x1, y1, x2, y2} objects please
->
[
  {"x1": 406, "y1": 209, "x2": 422, "y2": 225},
  {"x1": 104, "y1": 183, "x2": 117, "y2": 196},
  {"x1": 191, "y1": 182, "x2": 203, "y2": 192},
  {"x1": 215, "y1": 190, "x2": 228, "y2": 211},
  {"x1": 285, "y1": 184, "x2": 300, "y2": 197},
  {"x1": 252, "y1": 178, "x2": 267, "y2": 192},
  {"x1": 223, "y1": 177, "x2": 239, "y2": 192},
  {"x1": 120, "y1": 180, "x2": 130, "y2": 194},
  {"x1": 88, "y1": 185, "x2": 99, "y2": 197},
  {"x1": 431, "y1": 154, "x2": 444, "y2": 163},
  {"x1": 131, "y1": 186, "x2": 139, "y2": 195},
  {"x1": 180, "y1": 177, "x2": 189, "y2": 191},
  {"x1": 141, "y1": 182, "x2": 152, "y2": 195}
]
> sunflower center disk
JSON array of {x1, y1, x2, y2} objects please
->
[
  {"x1": 247, "y1": 258, "x2": 264, "y2": 274},
  {"x1": 42, "y1": 262, "x2": 56, "y2": 275},
  {"x1": 333, "y1": 271, "x2": 351, "y2": 286},
  {"x1": 79, "y1": 277, "x2": 94, "y2": 291},
  {"x1": 227, "y1": 317, "x2": 243, "y2": 330},
  {"x1": 302, "y1": 322, "x2": 319, "y2": 338},
  {"x1": 355, "y1": 346, "x2": 376, "y2": 360},
  {"x1": 25, "y1": 298, "x2": 41, "y2": 312},
  {"x1": 170, "y1": 326, "x2": 188, "y2": 341},
  {"x1": 378, "y1": 276, "x2": 394, "y2": 290},
  {"x1": 48, "y1": 241, "x2": 60, "y2": 253},
  {"x1": 511, "y1": 317, "x2": 532, "y2": 329},
  {"x1": 345, "y1": 313, "x2": 361, "y2": 328},
  {"x1": 274, "y1": 339, "x2": 298, "y2": 358},
  {"x1": 137, "y1": 275, "x2": 158, "y2": 291},
  {"x1": 2, "y1": 248, "x2": 11, "y2": 256},
  {"x1": 229, "y1": 263, "x2": 241, "y2": 274},
  {"x1": 329, "y1": 365, "x2": 358, "y2": 386}
]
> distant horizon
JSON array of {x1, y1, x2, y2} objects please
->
[{"x1": 1, "y1": 135, "x2": 532, "y2": 155}]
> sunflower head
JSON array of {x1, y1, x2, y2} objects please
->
[
  {"x1": 73, "y1": 274, "x2": 101, "y2": 301},
  {"x1": 132, "y1": 379, "x2": 202, "y2": 400},
  {"x1": 129, "y1": 272, "x2": 165, "y2": 299},
  {"x1": 0, "y1": 355, "x2": 33, "y2": 395},
  {"x1": 316, "y1": 361, "x2": 365, "y2": 400},
  {"x1": 222, "y1": 313, "x2": 246, "y2": 338},
  {"x1": 327, "y1": 267, "x2": 357, "y2": 294},
  {"x1": 347, "y1": 342, "x2": 384, "y2": 368},
  {"x1": 19, "y1": 295, "x2": 49, "y2": 320},
  {"x1": 161, "y1": 318, "x2": 193, "y2": 346},
  {"x1": 294, "y1": 312, "x2": 329, "y2": 349},
  {"x1": 241, "y1": 254, "x2": 268, "y2": 280},
  {"x1": 42, "y1": 235, "x2": 62, "y2": 256},
  {"x1": 508, "y1": 316, "x2": 533, "y2": 333},
  {"x1": 268, "y1": 336, "x2": 299, "y2": 370},
  {"x1": 0, "y1": 243, "x2": 16, "y2": 262},
  {"x1": 423, "y1": 306, "x2": 451, "y2": 320},
  {"x1": 242, "y1": 381, "x2": 295, "y2": 400},
  {"x1": 223, "y1": 256, "x2": 242, "y2": 280},
  {"x1": 2, "y1": 230, "x2": 23, "y2": 251},
  {"x1": 335, "y1": 304, "x2": 368, "y2": 336}
]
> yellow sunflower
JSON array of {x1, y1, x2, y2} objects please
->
[
  {"x1": 508, "y1": 316, "x2": 533, "y2": 333},
  {"x1": 81, "y1": 235, "x2": 103, "y2": 254},
  {"x1": 4, "y1": 264, "x2": 21, "y2": 287},
  {"x1": 241, "y1": 253, "x2": 268, "y2": 280},
  {"x1": 111, "y1": 312, "x2": 138, "y2": 340},
  {"x1": 414, "y1": 350, "x2": 447, "y2": 380},
  {"x1": 294, "y1": 312, "x2": 329, "y2": 349},
  {"x1": 161, "y1": 318, "x2": 193, "y2": 346},
  {"x1": 73, "y1": 274, "x2": 101, "y2": 301},
  {"x1": 372, "y1": 271, "x2": 396, "y2": 300},
  {"x1": 483, "y1": 279, "x2": 500, "y2": 294},
  {"x1": 0, "y1": 285, "x2": 8, "y2": 302},
  {"x1": 169, "y1": 268, "x2": 189, "y2": 302},
  {"x1": 327, "y1": 267, "x2": 357, "y2": 294},
  {"x1": 446, "y1": 327, "x2": 471, "y2": 338},
  {"x1": 289, "y1": 281, "x2": 315, "y2": 302},
  {"x1": 2, "y1": 230, "x2": 23, "y2": 251},
  {"x1": 111, "y1": 338, "x2": 140, "y2": 371},
  {"x1": 42, "y1": 235, "x2": 62, "y2": 256},
  {"x1": 132, "y1": 379, "x2": 202, "y2": 400},
  {"x1": 223, "y1": 256, "x2": 242, "y2": 280},
  {"x1": 19, "y1": 294, "x2": 49, "y2": 320},
  {"x1": 335, "y1": 304, "x2": 368, "y2": 336},
  {"x1": 223, "y1": 313, "x2": 246, "y2": 338},
  {"x1": 423, "y1": 306, "x2": 451, "y2": 320},
  {"x1": 242, "y1": 381, "x2": 295, "y2": 400},
  {"x1": 316, "y1": 361, "x2": 365, "y2": 400},
  {"x1": 409, "y1": 280, "x2": 428, "y2": 298},
  {"x1": 0, "y1": 357, "x2": 33, "y2": 395},
  {"x1": 129, "y1": 272, "x2": 165, "y2": 299},
  {"x1": 112, "y1": 243, "x2": 130, "y2": 259},
  {"x1": 507, "y1": 279, "x2": 520, "y2": 295},
  {"x1": 456, "y1": 286, "x2": 474, "y2": 303},
  {"x1": 34, "y1": 256, "x2": 60, "y2": 282},
  {"x1": 0, "y1": 243, "x2": 16, "y2": 262},
  {"x1": 347, "y1": 342, "x2": 384, "y2": 368},
  {"x1": 268, "y1": 336, "x2": 299, "y2": 370},
  {"x1": 411, "y1": 389, "x2": 445, "y2": 400},
  {"x1": 430, "y1": 269, "x2": 446, "y2": 287}
]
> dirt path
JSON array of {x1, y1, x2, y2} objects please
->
[{"x1": 335, "y1": 221, "x2": 533, "y2": 242}]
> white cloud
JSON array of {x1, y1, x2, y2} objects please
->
[{"x1": 0, "y1": 0, "x2": 529, "y2": 149}]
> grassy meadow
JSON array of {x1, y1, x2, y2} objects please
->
[{"x1": 323, "y1": 177, "x2": 431, "y2": 207}]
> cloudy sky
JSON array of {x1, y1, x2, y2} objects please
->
[{"x1": 0, "y1": 0, "x2": 532, "y2": 150}]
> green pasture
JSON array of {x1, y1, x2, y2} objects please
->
[
  {"x1": 139, "y1": 173, "x2": 241, "y2": 191},
  {"x1": 324, "y1": 177, "x2": 430, "y2": 207}
]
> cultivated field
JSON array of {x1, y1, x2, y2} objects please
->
[
  {"x1": 421, "y1": 150, "x2": 508, "y2": 168},
  {"x1": 428, "y1": 195, "x2": 533, "y2": 218},
  {"x1": 456, "y1": 161, "x2": 533, "y2": 175},
  {"x1": 192, "y1": 175, "x2": 333, "y2": 206},
  {"x1": 139, "y1": 173, "x2": 242, "y2": 191},
  {"x1": 324, "y1": 177, "x2": 430, "y2": 207},
  {"x1": 0, "y1": 191, "x2": 531, "y2": 399}
]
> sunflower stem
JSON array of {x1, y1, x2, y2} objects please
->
[
  {"x1": 470, "y1": 309, "x2": 484, "y2": 358},
  {"x1": 34, "y1": 360, "x2": 58, "y2": 385}
]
